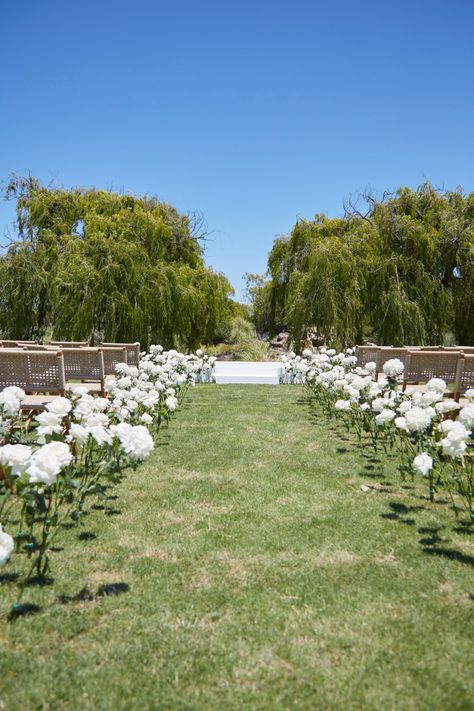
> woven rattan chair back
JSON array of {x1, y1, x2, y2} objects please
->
[
  {"x1": 355, "y1": 346, "x2": 380, "y2": 367},
  {"x1": 101, "y1": 347, "x2": 128, "y2": 375},
  {"x1": 376, "y1": 348, "x2": 410, "y2": 375},
  {"x1": 404, "y1": 350, "x2": 462, "y2": 389},
  {"x1": 62, "y1": 347, "x2": 105, "y2": 381},
  {"x1": 0, "y1": 349, "x2": 66, "y2": 393},
  {"x1": 49, "y1": 340, "x2": 89, "y2": 348},
  {"x1": 100, "y1": 342, "x2": 140, "y2": 366},
  {"x1": 454, "y1": 355, "x2": 474, "y2": 400},
  {"x1": 1, "y1": 340, "x2": 38, "y2": 347}
]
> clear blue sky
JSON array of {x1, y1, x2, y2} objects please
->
[{"x1": 1, "y1": 0, "x2": 473, "y2": 299}]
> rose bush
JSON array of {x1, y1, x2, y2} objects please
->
[
  {"x1": 282, "y1": 347, "x2": 473, "y2": 521},
  {"x1": 0, "y1": 346, "x2": 211, "y2": 606}
]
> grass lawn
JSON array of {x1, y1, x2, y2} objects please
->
[{"x1": 1, "y1": 385, "x2": 473, "y2": 710}]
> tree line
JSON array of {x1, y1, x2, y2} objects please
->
[
  {"x1": 249, "y1": 183, "x2": 474, "y2": 349},
  {"x1": 0, "y1": 176, "x2": 234, "y2": 349}
]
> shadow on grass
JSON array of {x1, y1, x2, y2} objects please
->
[
  {"x1": 59, "y1": 581, "x2": 130, "y2": 604},
  {"x1": 380, "y1": 502, "x2": 423, "y2": 525},
  {"x1": 8, "y1": 603, "x2": 41, "y2": 620},
  {"x1": 0, "y1": 572, "x2": 19, "y2": 584},
  {"x1": 453, "y1": 524, "x2": 474, "y2": 536},
  {"x1": 78, "y1": 531, "x2": 97, "y2": 541},
  {"x1": 422, "y1": 547, "x2": 474, "y2": 567}
]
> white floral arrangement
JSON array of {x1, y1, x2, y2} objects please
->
[
  {"x1": 0, "y1": 345, "x2": 210, "y2": 608},
  {"x1": 282, "y1": 346, "x2": 473, "y2": 520}
]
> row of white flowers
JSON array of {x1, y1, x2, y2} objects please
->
[
  {"x1": 281, "y1": 348, "x2": 474, "y2": 521},
  {"x1": 0, "y1": 347, "x2": 215, "y2": 602}
]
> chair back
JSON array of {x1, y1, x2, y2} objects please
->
[
  {"x1": 454, "y1": 355, "x2": 474, "y2": 400},
  {"x1": 62, "y1": 347, "x2": 105, "y2": 382},
  {"x1": 100, "y1": 342, "x2": 140, "y2": 366},
  {"x1": 1, "y1": 340, "x2": 38, "y2": 347},
  {"x1": 49, "y1": 340, "x2": 89, "y2": 348},
  {"x1": 355, "y1": 346, "x2": 380, "y2": 367},
  {"x1": 376, "y1": 347, "x2": 410, "y2": 375},
  {"x1": 101, "y1": 347, "x2": 128, "y2": 375},
  {"x1": 404, "y1": 350, "x2": 462, "y2": 388},
  {"x1": 0, "y1": 349, "x2": 66, "y2": 394}
]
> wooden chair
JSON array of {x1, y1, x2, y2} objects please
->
[
  {"x1": 49, "y1": 340, "x2": 89, "y2": 348},
  {"x1": 376, "y1": 347, "x2": 410, "y2": 379},
  {"x1": 100, "y1": 347, "x2": 128, "y2": 376},
  {"x1": 100, "y1": 342, "x2": 140, "y2": 366},
  {"x1": 62, "y1": 348, "x2": 106, "y2": 395},
  {"x1": 355, "y1": 346, "x2": 380, "y2": 368},
  {"x1": 1, "y1": 340, "x2": 38, "y2": 347},
  {"x1": 454, "y1": 355, "x2": 474, "y2": 401},
  {"x1": 403, "y1": 350, "x2": 462, "y2": 393},
  {"x1": 0, "y1": 349, "x2": 66, "y2": 410}
]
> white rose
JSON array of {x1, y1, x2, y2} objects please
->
[
  {"x1": 0, "y1": 443, "x2": 32, "y2": 476},
  {"x1": 375, "y1": 409, "x2": 396, "y2": 426},
  {"x1": 383, "y1": 359, "x2": 405, "y2": 378},
  {"x1": 426, "y1": 378, "x2": 447, "y2": 393},
  {"x1": 46, "y1": 397, "x2": 72, "y2": 416},
  {"x1": 413, "y1": 452, "x2": 433, "y2": 477},
  {"x1": 0, "y1": 524, "x2": 14, "y2": 566}
]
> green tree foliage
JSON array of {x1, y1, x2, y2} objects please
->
[
  {"x1": 263, "y1": 184, "x2": 474, "y2": 349},
  {"x1": 0, "y1": 176, "x2": 233, "y2": 348},
  {"x1": 244, "y1": 273, "x2": 273, "y2": 333}
]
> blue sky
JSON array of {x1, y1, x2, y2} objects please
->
[{"x1": 1, "y1": 0, "x2": 473, "y2": 299}]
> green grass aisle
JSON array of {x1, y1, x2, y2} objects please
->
[{"x1": 1, "y1": 385, "x2": 472, "y2": 710}]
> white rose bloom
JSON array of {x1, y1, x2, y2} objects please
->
[
  {"x1": 435, "y1": 400, "x2": 460, "y2": 414},
  {"x1": 419, "y1": 391, "x2": 443, "y2": 406},
  {"x1": 0, "y1": 392, "x2": 22, "y2": 417},
  {"x1": 89, "y1": 426, "x2": 113, "y2": 447},
  {"x1": 70, "y1": 385, "x2": 90, "y2": 396},
  {"x1": 165, "y1": 396, "x2": 178, "y2": 412},
  {"x1": 371, "y1": 399, "x2": 385, "y2": 413},
  {"x1": 413, "y1": 452, "x2": 433, "y2": 477},
  {"x1": 35, "y1": 411, "x2": 63, "y2": 437},
  {"x1": 27, "y1": 441, "x2": 73, "y2": 485},
  {"x1": 112, "y1": 423, "x2": 154, "y2": 460},
  {"x1": 140, "y1": 413, "x2": 153, "y2": 425},
  {"x1": 46, "y1": 397, "x2": 72, "y2": 416},
  {"x1": 87, "y1": 413, "x2": 109, "y2": 427},
  {"x1": 437, "y1": 421, "x2": 471, "y2": 458},
  {"x1": 365, "y1": 361, "x2": 377, "y2": 373},
  {"x1": 398, "y1": 400, "x2": 413, "y2": 414},
  {"x1": 395, "y1": 416, "x2": 408, "y2": 432},
  {"x1": 0, "y1": 443, "x2": 32, "y2": 476},
  {"x1": 404, "y1": 406, "x2": 434, "y2": 433},
  {"x1": 465, "y1": 389, "x2": 474, "y2": 402},
  {"x1": 335, "y1": 400, "x2": 351, "y2": 411},
  {"x1": 0, "y1": 524, "x2": 14, "y2": 566},
  {"x1": 439, "y1": 434, "x2": 468, "y2": 458},
  {"x1": 426, "y1": 378, "x2": 447, "y2": 393},
  {"x1": 458, "y1": 404, "x2": 474, "y2": 429},
  {"x1": 383, "y1": 359, "x2": 405, "y2": 378},
  {"x1": 2, "y1": 386, "x2": 26, "y2": 401},
  {"x1": 375, "y1": 409, "x2": 396, "y2": 426},
  {"x1": 67, "y1": 423, "x2": 90, "y2": 445}
]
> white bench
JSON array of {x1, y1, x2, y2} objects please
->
[{"x1": 214, "y1": 361, "x2": 281, "y2": 384}]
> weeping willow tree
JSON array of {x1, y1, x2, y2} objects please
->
[
  {"x1": 264, "y1": 183, "x2": 474, "y2": 349},
  {"x1": 0, "y1": 176, "x2": 233, "y2": 348}
]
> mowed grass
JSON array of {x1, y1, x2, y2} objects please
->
[{"x1": 1, "y1": 385, "x2": 473, "y2": 710}]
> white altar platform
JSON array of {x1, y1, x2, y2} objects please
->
[{"x1": 214, "y1": 361, "x2": 281, "y2": 384}]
